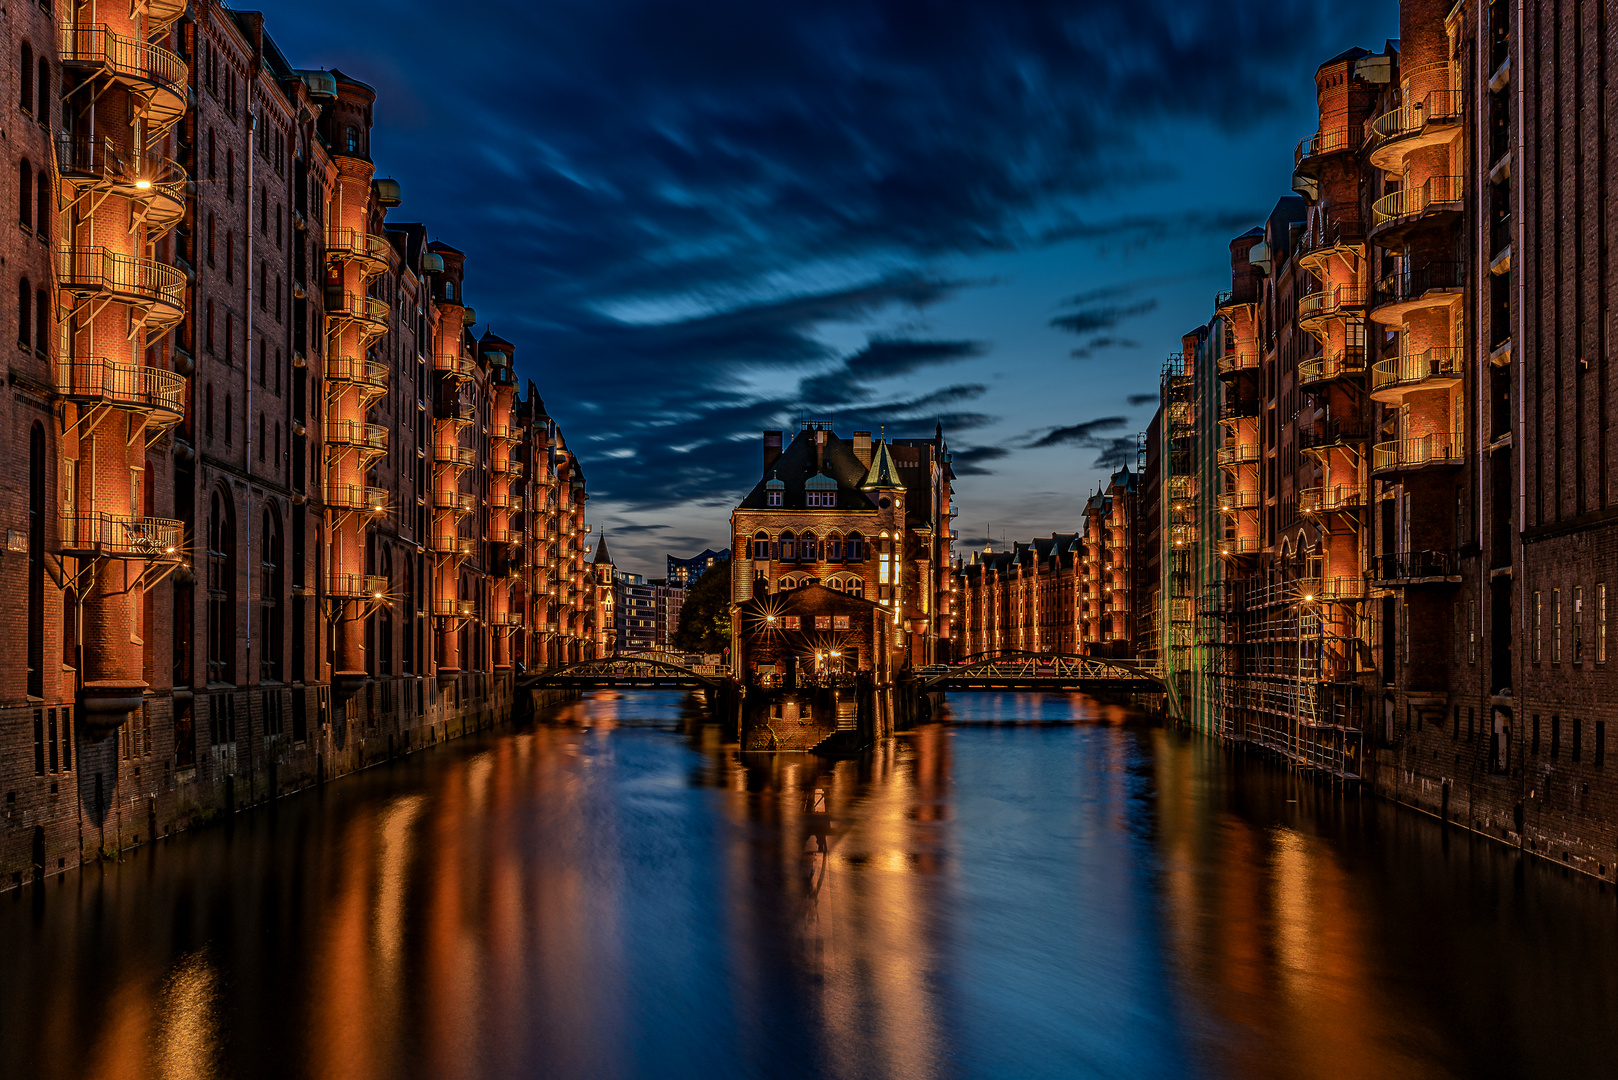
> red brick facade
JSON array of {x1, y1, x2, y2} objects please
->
[
  {"x1": 0, "y1": 2, "x2": 605, "y2": 887},
  {"x1": 1154, "y1": 0, "x2": 1618, "y2": 881}
]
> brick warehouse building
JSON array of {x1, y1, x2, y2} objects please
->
[
  {"x1": 1146, "y1": 0, "x2": 1618, "y2": 880},
  {"x1": 955, "y1": 466, "x2": 1142, "y2": 659},
  {"x1": 729, "y1": 423, "x2": 957, "y2": 669},
  {"x1": 0, "y1": 3, "x2": 606, "y2": 886}
]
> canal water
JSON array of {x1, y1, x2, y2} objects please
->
[{"x1": 2, "y1": 692, "x2": 1615, "y2": 1080}]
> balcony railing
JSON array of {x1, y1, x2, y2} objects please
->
[
  {"x1": 330, "y1": 573, "x2": 389, "y2": 598},
  {"x1": 1369, "y1": 84, "x2": 1463, "y2": 147},
  {"x1": 493, "y1": 458, "x2": 524, "y2": 477},
  {"x1": 435, "y1": 492, "x2": 476, "y2": 514},
  {"x1": 433, "y1": 352, "x2": 475, "y2": 379},
  {"x1": 59, "y1": 511, "x2": 182, "y2": 559},
  {"x1": 1214, "y1": 288, "x2": 1256, "y2": 310},
  {"x1": 58, "y1": 23, "x2": 187, "y2": 103},
  {"x1": 432, "y1": 535, "x2": 476, "y2": 558},
  {"x1": 1297, "y1": 483, "x2": 1364, "y2": 515},
  {"x1": 1371, "y1": 346, "x2": 1465, "y2": 395},
  {"x1": 489, "y1": 423, "x2": 519, "y2": 442},
  {"x1": 1297, "y1": 419, "x2": 1368, "y2": 451},
  {"x1": 1296, "y1": 284, "x2": 1365, "y2": 323},
  {"x1": 1374, "y1": 262, "x2": 1465, "y2": 310},
  {"x1": 324, "y1": 419, "x2": 388, "y2": 454},
  {"x1": 1219, "y1": 490, "x2": 1260, "y2": 513},
  {"x1": 1220, "y1": 396, "x2": 1260, "y2": 421},
  {"x1": 1218, "y1": 537, "x2": 1261, "y2": 556},
  {"x1": 1372, "y1": 435, "x2": 1463, "y2": 473},
  {"x1": 1371, "y1": 175, "x2": 1463, "y2": 228},
  {"x1": 54, "y1": 134, "x2": 186, "y2": 218},
  {"x1": 489, "y1": 493, "x2": 524, "y2": 512},
  {"x1": 326, "y1": 227, "x2": 393, "y2": 273},
  {"x1": 326, "y1": 356, "x2": 388, "y2": 395},
  {"x1": 56, "y1": 358, "x2": 184, "y2": 419},
  {"x1": 430, "y1": 599, "x2": 478, "y2": 618},
  {"x1": 325, "y1": 483, "x2": 388, "y2": 513},
  {"x1": 1217, "y1": 443, "x2": 1259, "y2": 467},
  {"x1": 1298, "y1": 348, "x2": 1366, "y2": 386},
  {"x1": 1216, "y1": 350, "x2": 1260, "y2": 376},
  {"x1": 489, "y1": 611, "x2": 522, "y2": 627},
  {"x1": 56, "y1": 247, "x2": 185, "y2": 315},
  {"x1": 1371, "y1": 549, "x2": 1460, "y2": 583},
  {"x1": 434, "y1": 443, "x2": 475, "y2": 466},
  {"x1": 1295, "y1": 125, "x2": 1364, "y2": 167},
  {"x1": 325, "y1": 291, "x2": 390, "y2": 330}
]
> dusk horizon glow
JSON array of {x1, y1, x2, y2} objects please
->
[{"x1": 263, "y1": 0, "x2": 1398, "y2": 577}]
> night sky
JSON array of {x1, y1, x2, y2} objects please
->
[{"x1": 267, "y1": 0, "x2": 1398, "y2": 577}]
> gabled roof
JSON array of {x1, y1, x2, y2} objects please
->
[{"x1": 737, "y1": 429, "x2": 873, "y2": 511}]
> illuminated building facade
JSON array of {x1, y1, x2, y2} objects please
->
[
  {"x1": 666, "y1": 547, "x2": 728, "y2": 588},
  {"x1": 0, "y1": 2, "x2": 602, "y2": 886},
  {"x1": 614, "y1": 571, "x2": 686, "y2": 655},
  {"x1": 729, "y1": 422, "x2": 956, "y2": 670},
  {"x1": 955, "y1": 466, "x2": 1140, "y2": 659},
  {"x1": 1150, "y1": 0, "x2": 1618, "y2": 877}
]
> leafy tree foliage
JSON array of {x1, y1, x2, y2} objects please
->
[{"x1": 673, "y1": 558, "x2": 731, "y2": 653}]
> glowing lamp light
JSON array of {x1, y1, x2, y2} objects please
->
[
  {"x1": 765, "y1": 614, "x2": 776, "y2": 623},
  {"x1": 1303, "y1": 594, "x2": 1314, "y2": 603},
  {"x1": 134, "y1": 178, "x2": 152, "y2": 190}
]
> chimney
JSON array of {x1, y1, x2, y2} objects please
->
[
  {"x1": 814, "y1": 428, "x2": 827, "y2": 474},
  {"x1": 852, "y1": 431, "x2": 872, "y2": 467},
  {"x1": 763, "y1": 430, "x2": 783, "y2": 471}
]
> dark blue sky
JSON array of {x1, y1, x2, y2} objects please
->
[{"x1": 267, "y1": 0, "x2": 1398, "y2": 576}]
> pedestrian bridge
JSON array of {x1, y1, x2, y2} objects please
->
[
  {"x1": 915, "y1": 651, "x2": 1167, "y2": 695},
  {"x1": 527, "y1": 652, "x2": 721, "y2": 690}
]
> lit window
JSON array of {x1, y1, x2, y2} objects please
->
[
  {"x1": 834, "y1": 616, "x2": 850, "y2": 630},
  {"x1": 1553, "y1": 588, "x2": 1562, "y2": 663},
  {"x1": 1600, "y1": 583, "x2": 1607, "y2": 663},
  {"x1": 782, "y1": 616, "x2": 800, "y2": 630}
]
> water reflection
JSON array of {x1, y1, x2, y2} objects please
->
[{"x1": 1, "y1": 692, "x2": 1615, "y2": 1080}]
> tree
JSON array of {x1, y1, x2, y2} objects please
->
[{"x1": 673, "y1": 557, "x2": 731, "y2": 653}]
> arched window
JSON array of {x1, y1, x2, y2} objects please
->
[
  {"x1": 225, "y1": 231, "x2": 233, "y2": 281},
  {"x1": 223, "y1": 393, "x2": 232, "y2": 444},
  {"x1": 20, "y1": 42, "x2": 32, "y2": 113},
  {"x1": 205, "y1": 383, "x2": 215, "y2": 437},
  {"x1": 260, "y1": 507, "x2": 283, "y2": 682},
  {"x1": 37, "y1": 57, "x2": 48, "y2": 121},
  {"x1": 17, "y1": 277, "x2": 29, "y2": 348},
  {"x1": 845, "y1": 577, "x2": 864, "y2": 599},
  {"x1": 779, "y1": 576, "x2": 796, "y2": 591},
  {"x1": 827, "y1": 532, "x2": 843, "y2": 562},
  {"x1": 18, "y1": 159, "x2": 30, "y2": 229},
  {"x1": 800, "y1": 531, "x2": 818, "y2": 563},
  {"x1": 207, "y1": 489, "x2": 236, "y2": 684},
  {"x1": 34, "y1": 287, "x2": 45, "y2": 355},
  {"x1": 779, "y1": 530, "x2": 796, "y2": 562},
  {"x1": 752, "y1": 530, "x2": 770, "y2": 561},
  {"x1": 846, "y1": 532, "x2": 864, "y2": 562}
]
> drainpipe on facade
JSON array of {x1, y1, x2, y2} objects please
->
[{"x1": 244, "y1": 108, "x2": 256, "y2": 695}]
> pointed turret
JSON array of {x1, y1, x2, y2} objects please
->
[
  {"x1": 593, "y1": 533, "x2": 614, "y2": 567},
  {"x1": 860, "y1": 439, "x2": 903, "y2": 490}
]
